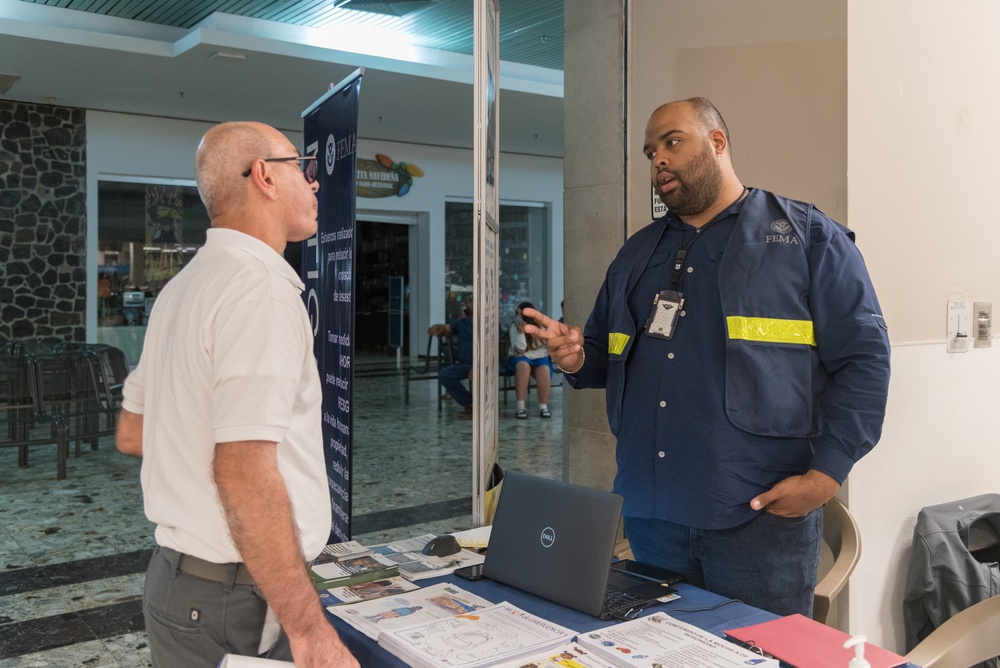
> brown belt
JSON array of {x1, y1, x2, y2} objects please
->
[{"x1": 161, "y1": 546, "x2": 256, "y2": 586}]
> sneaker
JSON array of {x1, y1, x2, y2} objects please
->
[
  {"x1": 515, "y1": 409, "x2": 528, "y2": 420},
  {"x1": 540, "y1": 408, "x2": 552, "y2": 418},
  {"x1": 458, "y1": 406, "x2": 473, "y2": 418}
]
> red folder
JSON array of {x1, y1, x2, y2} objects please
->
[{"x1": 724, "y1": 614, "x2": 910, "y2": 668}]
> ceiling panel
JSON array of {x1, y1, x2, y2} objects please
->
[
  {"x1": 1, "y1": 0, "x2": 564, "y2": 156},
  {"x1": 15, "y1": 0, "x2": 564, "y2": 69}
]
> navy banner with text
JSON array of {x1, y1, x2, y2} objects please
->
[{"x1": 301, "y1": 71, "x2": 362, "y2": 543}]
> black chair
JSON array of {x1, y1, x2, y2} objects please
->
[
  {"x1": 498, "y1": 328, "x2": 518, "y2": 406},
  {"x1": 405, "y1": 333, "x2": 456, "y2": 409},
  {"x1": 73, "y1": 344, "x2": 129, "y2": 424},
  {"x1": 29, "y1": 351, "x2": 115, "y2": 457},
  {"x1": 0, "y1": 346, "x2": 69, "y2": 480}
]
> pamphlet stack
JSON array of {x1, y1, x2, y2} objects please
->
[{"x1": 378, "y1": 602, "x2": 577, "y2": 668}]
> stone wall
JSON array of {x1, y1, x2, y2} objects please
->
[{"x1": 0, "y1": 100, "x2": 86, "y2": 342}]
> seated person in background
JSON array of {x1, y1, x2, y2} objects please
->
[
  {"x1": 507, "y1": 301, "x2": 553, "y2": 419},
  {"x1": 427, "y1": 297, "x2": 474, "y2": 418}
]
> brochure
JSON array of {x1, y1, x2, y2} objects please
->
[
  {"x1": 319, "y1": 576, "x2": 419, "y2": 605},
  {"x1": 310, "y1": 552, "x2": 398, "y2": 588},
  {"x1": 452, "y1": 525, "x2": 493, "y2": 551},
  {"x1": 327, "y1": 582, "x2": 495, "y2": 641},
  {"x1": 490, "y1": 643, "x2": 617, "y2": 668},
  {"x1": 368, "y1": 533, "x2": 486, "y2": 581},
  {"x1": 576, "y1": 612, "x2": 779, "y2": 667},
  {"x1": 378, "y1": 602, "x2": 577, "y2": 668},
  {"x1": 313, "y1": 540, "x2": 372, "y2": 564}
]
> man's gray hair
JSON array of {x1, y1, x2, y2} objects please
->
[{"x1": 195, "y1": 122, "x2": 272, "y2": 219}]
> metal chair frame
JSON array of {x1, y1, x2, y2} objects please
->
[
  {"x1": 28, "y1": 351, "x2": 116, "y2": 458},
  {"x1": 0, "y1": 347, "x2": 70, "y2": 480}
]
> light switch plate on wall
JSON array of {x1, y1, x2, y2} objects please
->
[{"x1": 947, "y1": 299, "x2": 973, "y2": 353}]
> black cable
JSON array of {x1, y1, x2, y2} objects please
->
[{"x1": 660, "y1": 597, "x2": 746, "y2": 615}]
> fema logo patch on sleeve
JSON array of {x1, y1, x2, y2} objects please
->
[
  {"x1": 767, "y1": 219, "x2": 800, "y2": 245},
  {"x1": 770, "y1": 219, "x2": 793, "y2": 234}
]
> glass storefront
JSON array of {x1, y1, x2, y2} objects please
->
[
  {"x1": 96, "y1": 180, "x2": 210, "y2": 363},
  {"x1": 444, "y1": 201, "x2": 550, "y2": 326},
  {"x1": 98, "y1": 184, "x2": 553, "y2": 365}
]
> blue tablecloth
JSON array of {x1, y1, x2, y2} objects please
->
[{"x1": 325, "y1": 575, "x2": 780, "y2": 666}]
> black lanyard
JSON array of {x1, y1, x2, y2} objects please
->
[{"x1": 666, "y1": 187, "x2": 747, "y2": 291}]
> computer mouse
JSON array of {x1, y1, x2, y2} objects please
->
[{"x1": 421, "y1": 534, "x2": 461, "y2": 557}]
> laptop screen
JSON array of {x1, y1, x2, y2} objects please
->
[{"x1": 483, "y1": 471, "x2": 624, "y2": 617}]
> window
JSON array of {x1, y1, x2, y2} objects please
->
[
  {"x1": 97, "y1": 181, "x2": 210, "y2": 325},
  {"x1": 444, "y1": 202, "x2": 550, "y2": 325},
  {"x1": 96, "y1": 181, "x2": 209, "y2": 361}
]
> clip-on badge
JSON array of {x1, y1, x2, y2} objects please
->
[{"x1": 645, "y1": 290, "x2": 684, "y2": 340}]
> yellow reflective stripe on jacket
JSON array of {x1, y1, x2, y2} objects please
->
[
  {"x1": 726, "y1": 316, "x2": 816, "y2": 346},
  {"x1": 608, "y1": 332, "x2": 630, "y2": 355}
]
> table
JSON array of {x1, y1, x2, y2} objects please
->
[{"x1": 325, "y1": 575, "x2": 780, "y2": 667}]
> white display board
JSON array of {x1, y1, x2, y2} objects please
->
[{"x1": 472, "y1": 0, "x2": 501, "y2": 526}]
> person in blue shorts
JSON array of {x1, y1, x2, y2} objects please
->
[{"x1": 506, "y1": 301, "x2": 553, "y2": 419}]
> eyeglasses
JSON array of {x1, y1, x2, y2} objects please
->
[{"x1": 242, "y1": 156, "x2": 318, "y2": 184}]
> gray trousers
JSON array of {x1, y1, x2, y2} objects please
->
[{"x1": 144, "y1": 546, "x2": 292, "y2": 668}]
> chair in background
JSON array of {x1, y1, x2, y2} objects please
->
[
  {"x1": 87, "y1": 344, "x2": 129, "y2": 424},
  {"x1": 610, "y1": 496, "x2": 860, "y2": 627},
  {"x1": 55, "y1": 342, "x2": 129, "y2": 425},
  {"x1": 905, "y1": 594, "x2": 1000, "y2": 668},
  {"x1": 404, "y1": 333, "x2": 455, "y2": 409},
  {"x1": 0, "y1": 345, "x2": 69, "y2": 479},
  {"x1": 29, "y1": 351, "x2": 115, "y2": 457},
  {"x1": 498, "y1": 328, "x2": 519, "y2": 406},
  {"x1": 813, "y1": 496, "x2": 862, "y2": 626}
]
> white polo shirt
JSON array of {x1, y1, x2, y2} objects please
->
[{"x1": 122, "y1": 228, "x2": 331, "y2": 564}]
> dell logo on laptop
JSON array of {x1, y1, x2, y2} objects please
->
[{"x1": 540, "y1": 527, "x2": 556, "y2": 548}]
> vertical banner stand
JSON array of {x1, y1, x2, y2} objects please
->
[
  {"x1": 301, "y1": 69, "x2": 363, "y2": 543},
  {"x1": 473, "y1": 0, "x2": 502, "y2": 526}
]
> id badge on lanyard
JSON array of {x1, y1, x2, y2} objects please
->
[{"x1": 645, "y1": 289, "x2": 684, "y2": 340}]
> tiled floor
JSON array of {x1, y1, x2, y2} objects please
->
[{"x1": 0, "y1": 366, "x2": 564, "y2": 666}]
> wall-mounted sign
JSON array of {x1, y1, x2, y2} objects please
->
[{"x1": 356, "y1": 153, "x2": 424, "y2": 198}]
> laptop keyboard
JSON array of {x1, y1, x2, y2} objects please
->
[{"x1": 603, "y1": 584, "x2": 651, "y2": 614}]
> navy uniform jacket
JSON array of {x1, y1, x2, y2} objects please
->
[{"x1": 567, "y1": 188, "x2": 890, "y2": 527}]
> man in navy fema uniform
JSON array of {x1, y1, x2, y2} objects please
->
[{"x1": 525, "y1": 98, "x2": 890, "y2": 617}]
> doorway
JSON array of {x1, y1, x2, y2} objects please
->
[{"x1": 355, "y1": 219, "x2": 411, "y2": 358}]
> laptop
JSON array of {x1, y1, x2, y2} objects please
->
[{"x1": 483, "y1": 470, "x2": 680, "y2": 620}]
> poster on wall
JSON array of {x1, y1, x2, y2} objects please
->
[
  {"x1": 143, "y1": 184, "x2": 186, "y2": 298},
  {"x1": 301, "y1": 69, "x2": 363, "y2": 543}
]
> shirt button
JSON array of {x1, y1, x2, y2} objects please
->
[
  {"x1": 667, "y1": 352, "x2": 675, "y2": 360},
  {"x1": 658, "y1": 451, "x2": 665, "y2": 458},
  {"x1": 686, "y1": 266, "x2": 694, "y2": 273},
  {"x1": 679, "y1": 310, "x2": 686, "y2": 317},
  {"x1": 659, "y1": 400, "x2": 666, "y2": 408}
]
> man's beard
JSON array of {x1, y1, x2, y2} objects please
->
[{"x1": 659, "y1": 144, "x2": 723, "y2": 217}]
